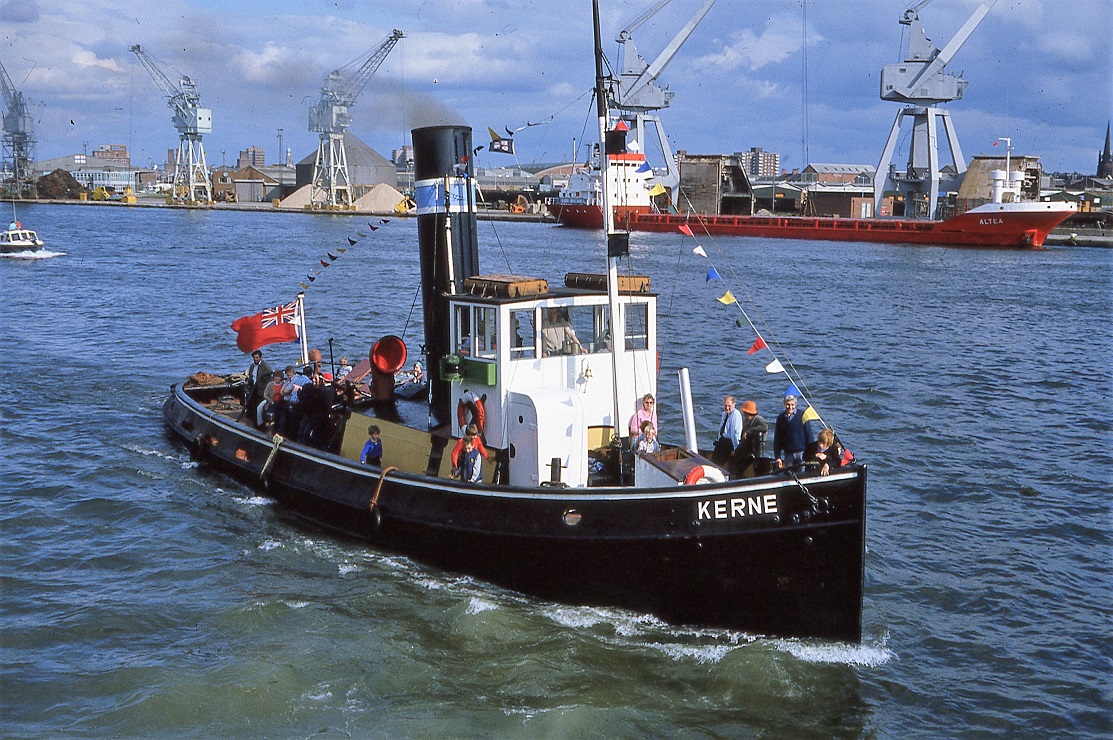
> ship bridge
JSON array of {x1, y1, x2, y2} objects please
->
[{"x1": 444, "y1": 273, "x2": 657, "y2": 487}]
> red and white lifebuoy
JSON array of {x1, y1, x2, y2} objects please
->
[
  {"x1": 456, "y1": 390, "x2": 486, "y2": 434},
  {"x1": 684, "y1": 465, "x2": 727, "y2": 485}
]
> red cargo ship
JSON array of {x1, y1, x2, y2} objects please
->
[{"x1": 552, "y1": 198, "x2": 1075, "y2": 248}]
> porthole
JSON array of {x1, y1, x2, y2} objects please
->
[{"x1": 563, "y1": 509, "x2": 582, "y2": 526}]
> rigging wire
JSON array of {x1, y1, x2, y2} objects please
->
[
  {"x1": 800, "y1": 0, "x2": 811, "y2": 167},
  {"x1": 669, "y1": 183, "x2": 829, "y2": 429}
]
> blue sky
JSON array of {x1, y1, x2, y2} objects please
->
[{"x1": 2, "y1": 0, "x2": 1110, "y2": 174}]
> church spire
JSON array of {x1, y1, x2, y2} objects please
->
[{"x1": 1098, "y1": 122, "x2": 1113, "y2": 178}]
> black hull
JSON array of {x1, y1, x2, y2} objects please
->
[{"x1": 164, "y1": 384, "x2": 866, "y2": 642}]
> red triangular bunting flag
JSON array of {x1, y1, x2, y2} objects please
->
[
  {"x1": 747, "y1": 337, "x2": 768, "y2": 355},
  {"x1": 679, "y1": 224, "x2": 694, "y2": 237}
]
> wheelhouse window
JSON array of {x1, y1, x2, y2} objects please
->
[
  {"x1": 454, "y1": 305, "x2": 497, "y2": 360},
  {"x1": 624, "y1": 302, "x2": 649, "y2": 350},
  {"x1": 541, "y1": 305, "x2": 610, "y2": 356},
  {"x1": 474, "y1": 306, "x2": 496, "y2": 359},
  {"x1": 510, "y1": 308, "x2": 536, "y2": 359},
  {"x1": 453, "y1": 305, "x2": 472, "y2": 355}
]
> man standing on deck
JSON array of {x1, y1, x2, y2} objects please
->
[
  {"x1": 244, "y1": 350, "x2": 272, "y2": 426},
  {"x1": 774, "y1": 395, "x2": 807, "y2": 469},
  {"x1": 712, "y1": 396, "x2": 743, "y2": 467}
]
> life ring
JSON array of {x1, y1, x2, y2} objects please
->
[
  {"x1": 684, "y1": 464, "x2": 726, "y2": 485},
  {"x1": 456, "y1": 391, "x2": 486, "y2": 433}
]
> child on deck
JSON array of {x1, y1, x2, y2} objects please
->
[
  {"x1": 457, "y1": 435, "x2": 483, "y2": 483},
  {"x1": 360, "y1": 425, "x2": 383, "y2": 466},
  {"x1": 450, "y1": 423, "x2": 489, "y2": 468}
]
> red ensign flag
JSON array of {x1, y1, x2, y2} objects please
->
[{"x1": 231, "y1": 301, "x2": 299, "y2": 353}]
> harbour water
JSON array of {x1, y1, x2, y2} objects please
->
[{"x1": 2, "y1": 203, "x2": 1109, "y2": 736}]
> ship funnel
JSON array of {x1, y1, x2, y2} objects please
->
[{"x1": 412, "y1": 125, "x2": 479, "y2": 428}]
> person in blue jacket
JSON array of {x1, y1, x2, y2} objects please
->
[
  {"x1": 458, "y1": 434, "x2": 483, "y2": 483},
  {"x1": 360, "y1": 425, "x2": 383, "y2": 466}
]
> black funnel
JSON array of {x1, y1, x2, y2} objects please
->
[{"x1": 412, "y1": 125, "x2": 479, "y2": 428}]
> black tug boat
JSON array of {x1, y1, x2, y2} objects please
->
[{"x1": 163, "y1": 4, "x2": 866, "y2": 642}]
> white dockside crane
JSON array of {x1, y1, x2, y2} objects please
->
[
  {"x1": 0, "y1": 58, "x2": 36, "y2": 198},
  {"x1": 609, "y1": 0, "x2": 716, "y2": 202},
  {"x1": 130, "y1": 45, "x2": 213, "y2": 205},
  {"x1": 873, "y1": 0, "x2": 997, "y2": 219},
  {"x1": 308, "y1": 29, "x2": 403, "y2": 209}
]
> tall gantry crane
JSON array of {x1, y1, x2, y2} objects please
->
[
  {"x1": 130, "y1": 45, "x2": 213, "y2": 204},
  {"x1": 873, "y1": 0, "x2": 997, "y2": 219},
  {"x1": 309, "y1": 29, "x2": 404, "y2": 209},
  {"x1": 609, "y1": 0, "x2": 716, "y2": 200},
  {"x1": 1, "y1": 58, "x2": 36, "y2": 198}
]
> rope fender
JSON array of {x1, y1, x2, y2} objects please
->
[
  {"x1": 260, "y1": 434, "x2": 285, "y2": 486},
  {"x1": 369, "y1": 466, "x2": 399, "y2": 528}
]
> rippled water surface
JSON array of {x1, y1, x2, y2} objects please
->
[{"x1": 2, "y1": 203, "x2": 1109, "y2": 736}]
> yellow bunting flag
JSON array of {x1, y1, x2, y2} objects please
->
[
  {"x1": 648, "y1": 182, "x2": 667, "y2": 197},
  {"x1": 716, "y1": 290, "x2": 737, "y2": 305},
  {"x1": 802, "y1": 405, "x2": 821, "y2": 423}
]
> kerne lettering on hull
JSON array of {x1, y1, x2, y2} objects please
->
[{"x1": 697, "y1": 494, "x2": 778, "y2": 521}]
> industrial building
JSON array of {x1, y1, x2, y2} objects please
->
[{"x1": 295, "y1": 132, "x2": 396, "y2": 197}]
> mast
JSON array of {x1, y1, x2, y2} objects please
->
[{"x1": 594, "y1": 0, "x2": 630, "y2": 445}]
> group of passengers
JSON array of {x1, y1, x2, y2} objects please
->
[
  {"x1": 712, "y1": 394, "x2": 851, "y2": 477},
  {"x1": 243, "y1": 348, "x2": 351, "y2": 451},
  {"x1": 626, "y1": 390, "x2": 851, "y2": 479}
]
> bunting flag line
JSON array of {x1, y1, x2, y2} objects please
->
[
  {"x1": 716, "y1": 290, "x2": 737, "y2": 305},
  {"x1": 328, "y1": 252, "x2": 339, "y2": 261},
  {"x1": 765, "y1": 359, "x2": 785, "y2": 374},
  {"x1": 319, "y1": 259, "x2": 330, "y2": 268},
  {"x1": 647, "y1": 182, "x2": 667, "y2": 197},
  {"x1": 692, "y1": 245, "x2": 707, "y2": 258},
  {"x1": 231, "y1": 300, "x2": 300, "y2": 353},
  {"x1": 300, "y1": 282, "x2": 309, "y2": 290},
  {"x1": 706, "y1": 267, "x2": 721, "y2": 282},
  {"x1": 356, "y1": 232, "x2": 367, "y2": 238},
  {"x1": 368, "y1": 225, "x2": 378, "y2": 231},
  {"x1": 348, "y1": 237, "x2": 357, "y2": 245},
  {"x1": 801, "y1": 405, "x2": 821, "y2": 423},
  {"x1": 785, "y1": 383, "x2": 801, "y2": 397},
  {"x1": 679, "y1": 224, "x2": 694, "y2": 237},
  {"x1": 747, "y1": 336, "x2": 768, "y2": 355},
  {"x1": 337, "y1": 248, "x2": 347, "y2": 254},
  {"x1": 636, "y1": 161, "x2": 652, "y2": 173}
]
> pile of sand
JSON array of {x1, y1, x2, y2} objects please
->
[
  {"x1": 278, "y1": 184, "x2": 313, "y2": 209},
  {"x1": 354, "y1": 183, "x2": 406, "y2": 214}
]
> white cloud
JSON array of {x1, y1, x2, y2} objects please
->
[
  {"x1": 71, "y1": 49, "x2": 124, "y2": 73},
  {"x1": 695, "y1": 15, "x2": 816, "y2": 73}
]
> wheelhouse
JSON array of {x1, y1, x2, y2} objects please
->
[{"x1": 444, "y1": 273, "x2": 656, "y2": 488}]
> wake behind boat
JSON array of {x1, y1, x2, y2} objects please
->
[{"x1": 163, "y1": 4, "x2": 867, "y2": 642}]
